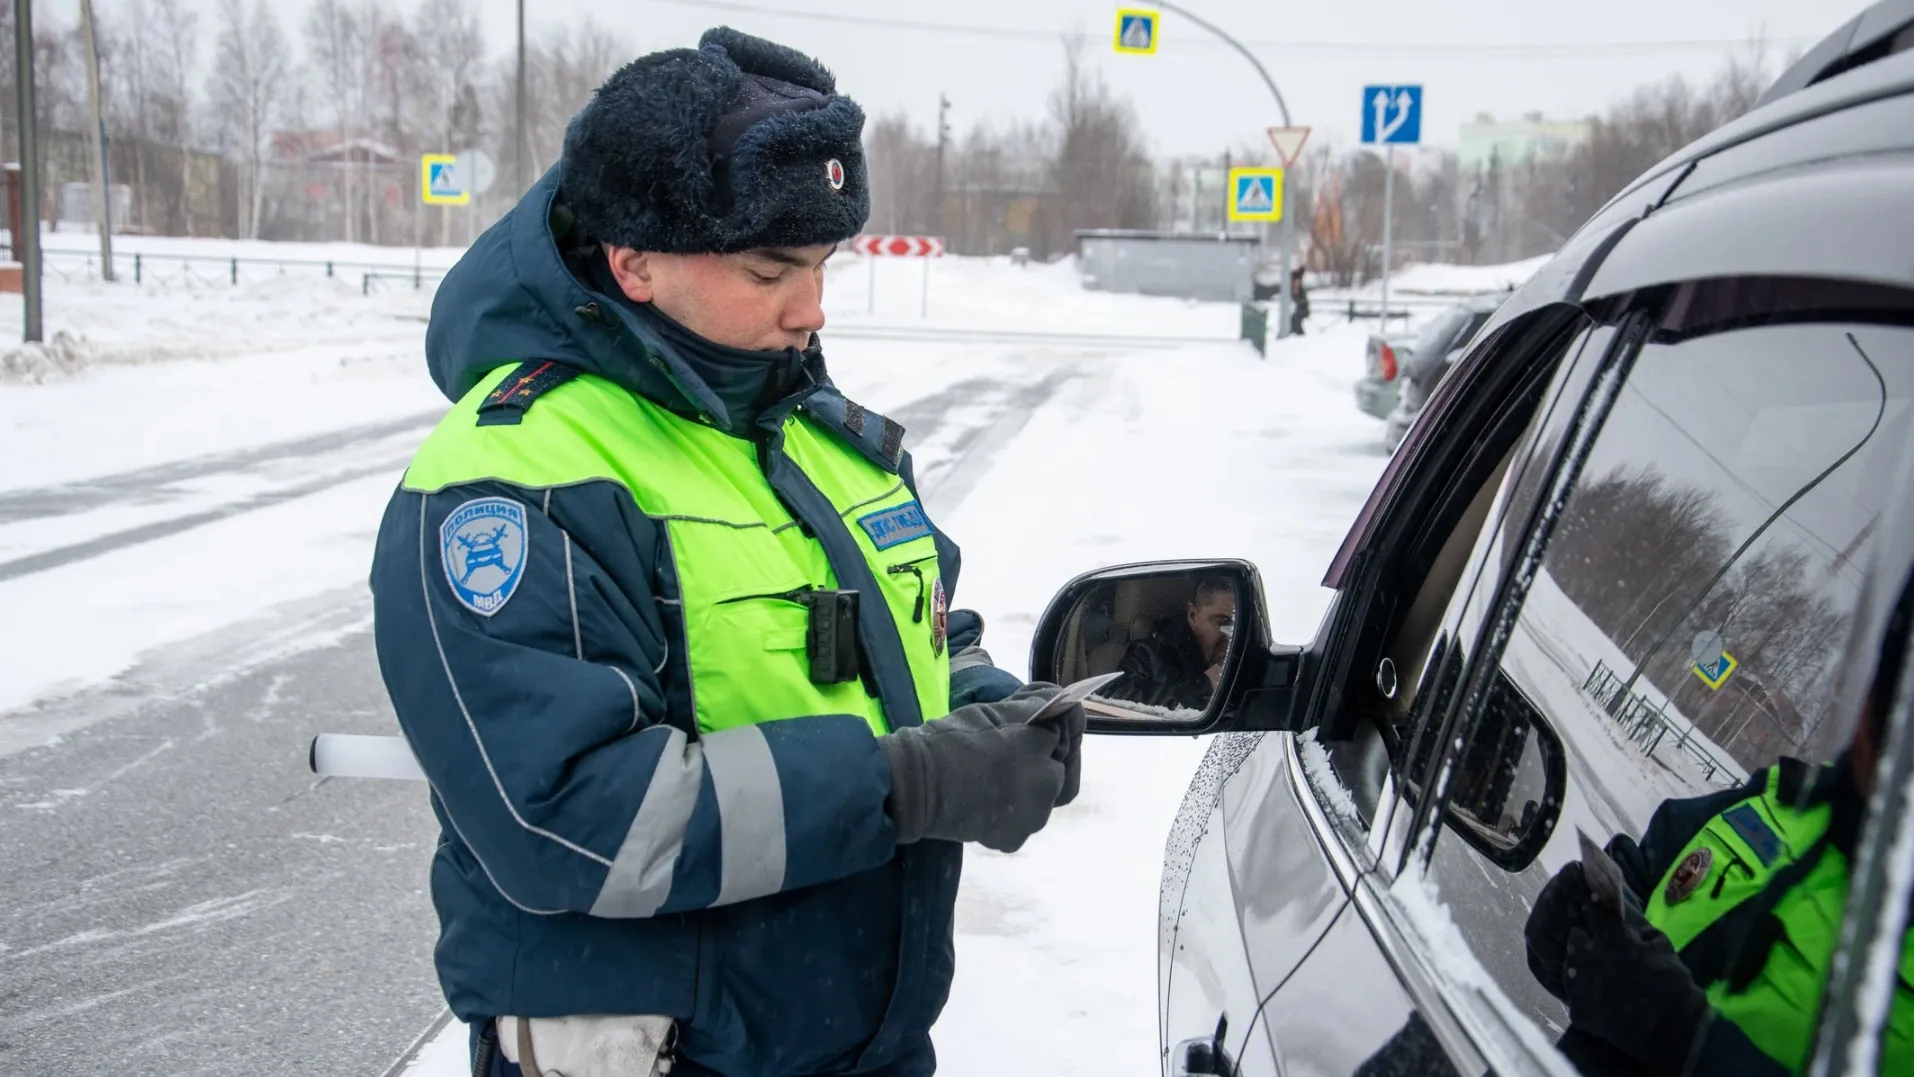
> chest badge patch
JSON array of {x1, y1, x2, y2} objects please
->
[
  {"x1": 858, "y1": 500, "x2": 932, "y2": 551},
  {"x1": 1665, "y1": 846, "x2": 1714, "y2": 905},
  {"x1": 932, "y1": 577, "x2": 949, "y2": 658},
  {"x1": 440, "y1": 497, "x2": 529, "y2": 617},
  {"x1": 1721, "y1": 803, "x2": 1784, "y2": 866}
]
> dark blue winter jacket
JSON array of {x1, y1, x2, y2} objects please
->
[{"x1": 369, "y1": 166, "x2": 1020, "y2": 1077}]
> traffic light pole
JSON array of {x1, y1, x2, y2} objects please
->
[{"x1": 1153, "y1": 1, "x2": 1296, "y2": 339}]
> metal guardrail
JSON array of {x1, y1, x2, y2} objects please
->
[
  {"x1": 1582, "y1": 659, "x2": 1742, "y2": 787},
  {"x1": 1306, "y1": 293, "x2": 1458, "y2": 325},
  {"x1": 0, "y1": 242, "x2": 452, "y2": 289},
  {"x1": 362, "y1": 268, "x2": 449, "y2": 295}
]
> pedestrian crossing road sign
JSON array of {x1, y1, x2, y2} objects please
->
[
  {"x1": 421, "y1": 153, "x2": 469, "y2": 206},
  {"x1": 1693, "y1": 650, "x2": 1739, "y2": 690},
  {"x1": 1227, "y1": 167, "x2": 1283, "y2": 222},
  {"x1": 1114, "y1": 9, "x2": 1159, "y2": 54}
]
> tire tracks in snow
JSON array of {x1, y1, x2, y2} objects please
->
[
  {"x1": 0, "y1": 363, "x2": 1079, "y2": 585},
  {"x1": 0, "y1": 411, "x2": 443, "y2": 525}
]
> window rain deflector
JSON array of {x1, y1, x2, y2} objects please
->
[{"x1": 1405, "y1": 309, "x2": 1657, "y2": 865}]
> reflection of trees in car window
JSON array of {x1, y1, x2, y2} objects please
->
[
  {"x1": 1548, "y1": 462, "x2": 1860, "y2": 768},
  {"x1": 1542, "y1": 324, "x2": 1905, "y2": 776},
  {"x1": 1422, "y1": 298, "x2": 1914, "y2": 1063}
]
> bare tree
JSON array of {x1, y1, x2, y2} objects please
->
[
  {"x1": 412, "y1": 0, "x2": 485, "y2": 244},
  {"x1": 79, "y1": 0, "x2": 114, "y2": 274},
  {"x1": 520, "y1": 16, "x2": 628, "y2": 179},
  {"x1": 152, "y1": 0, "x2": 198, "y2": 232},
  {"x1": 1041, "y1": 37, "x2": 1156, "y2": 253},
  {"x1": 305, "y1": 0, "x2": 366, "y2": 240},
  {"x1": 363, "y1": 6, "x2": 425, "y2": 245},
  {"x1": 865, "y1": 112, "x2": 935, "y2": 236},
  {"x1": 206, "y1": 0, "x2": 290, "y2": 238}
]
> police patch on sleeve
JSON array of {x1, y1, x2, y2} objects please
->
[
  {"x1": 931, "y1": 577, "x2": 948, "y2": 658},
  {"x1": 857, "y1": 500, "x2": 932, "y2": 551},
  {"x1": 440, "y1": 497, "x2": 529, "y2": 617}
]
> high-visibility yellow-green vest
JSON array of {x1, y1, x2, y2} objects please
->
[
  {"x1": 1644, "y1": 765, "x2": 1914, "y2": 1072},
  {"x1": 403, "y1": 363, "x2": 952, "y2": 735}
]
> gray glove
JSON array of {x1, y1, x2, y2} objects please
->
[
  {"x1": 1030, "y1": 688, "x2": 1087, "y2": 808},
  {"x1": 879, "y1": 684, "x2": 1069, "y2": 853}
]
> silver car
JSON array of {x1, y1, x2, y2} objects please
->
[
  {"x1": 1029, "y1": 8, "x2": 1914, "y2": 1073},
  {"x1": 1381, "y1": 293, "x2": 1507, "y2": 452}
]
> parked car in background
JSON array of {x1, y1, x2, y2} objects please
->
[
  {"x1": 1353, "y1": 324, "x2": 1420, "y2": 420},
  {"x1": 1381, "y1": 292, "x2": 1509, "y2": 451},
  {"x1": 1029, "y1": 5, "x2": 1914, "y2": 1072}
]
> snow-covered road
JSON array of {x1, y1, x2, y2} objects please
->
[{"x1": 0, "y1": 243, "x2": 1403, "y2": 1076}]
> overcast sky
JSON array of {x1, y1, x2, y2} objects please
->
[{"x1": 165, "y1": 0, "x2": 1860, "y2": 157}]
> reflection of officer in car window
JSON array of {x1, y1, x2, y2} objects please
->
[
  {"x1": 1521, "y1": 514, "x2": 1914, "y2": 1077},
  {"x1": 1107, "y1": 578, "x2": 1235, "y2": 712}
]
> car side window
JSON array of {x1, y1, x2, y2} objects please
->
[
  {"x1": 1390, "y1": 321, "x2": 1615, "y2": 801},
  {"x1": 1302, "y1": 313, "x2": 1598, "y2": 846},
  {"x1": 1419, "y1": 282, "x2": 1914, "y2": 1069}
]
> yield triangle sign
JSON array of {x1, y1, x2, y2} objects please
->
[{"x1": 1266, "y1": 126, "x2": 1312, "y2": 168}]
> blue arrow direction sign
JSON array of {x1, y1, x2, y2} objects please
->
[{"x1": 1361, "y1": 85, "x2": 1423, "y2": 145}]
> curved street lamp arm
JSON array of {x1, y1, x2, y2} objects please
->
[{"x1": 1152, "y1": 0, "x2": 1292, "y2": 126}]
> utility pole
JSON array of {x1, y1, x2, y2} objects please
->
[
  {"x1": 1148, "y1": 1, "x2": 1297, "y2": 339},
  {"x1": 1222, "y1": 148, "x2": 1232, "y2": 232},
  {"x1": 13, "y1": 0, "x2": 42, "y2": 341},
  {"x1": 79, "y1": 0, "x2": 115, "y2": 281},
  {"x1": 1380, "y1": 147, "x2": 1395, "y2": 326},
  {"x1": 515, "y1": 0, "x2": 527, "y2": 194},
  {"x1": 932, "y1": 93, "x2": 950, "y2": 237}
]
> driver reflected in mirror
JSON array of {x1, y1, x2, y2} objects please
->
[{"x1": 1103, "y1": 577, "x2": 1236, "y2": 713}]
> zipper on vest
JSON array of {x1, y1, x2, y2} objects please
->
[
  {"x1": 1711, "y1": 852, "x2": 1756, "y2": 900},
  {"x1": 887, "y1": 557, "x2": 936, "y2": 623},
  {"x1": 717, "y1": 585, "x2": 816, "y2": 606}
]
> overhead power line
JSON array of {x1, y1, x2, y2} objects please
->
[{"x1": 655, "y1": 0, "x2": 1814, "y2": 57}]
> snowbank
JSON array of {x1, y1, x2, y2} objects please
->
[
  {"x1": 1338, "y1": 254, "x2": 1553, "y2": 298},
  {"x1": 822, "y1": 250, "x2": 1241, "y2": 339}
]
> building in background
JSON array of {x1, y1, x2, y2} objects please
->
[
  {"x1": 1458, "y1": 112, "x2": 1593, "y2": 173},
  {"x1": 1458, "y1": 113, "x2": 1594, "y2": 265},
  {"x1": 1162, "y1": 159, "x2": 1232, "y2": 234},
  {"x1": 1075, "y1": 229, "x2": 1262, "y2": 303}
]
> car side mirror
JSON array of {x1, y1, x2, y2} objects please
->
[
  {"x1": 1029, "y1": 559, "x2": 1305, "y2": 736},
  {"x1": 1432, "y1": 670, "x2": 1568, "y2": 870}
]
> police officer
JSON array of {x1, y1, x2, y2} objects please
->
[
  {"x1": 370, "y1": 28, "x2": 1086, "y2": 1077},
  {"x1": 1523, "y1": 459, "x2": 1914, "y2": 1077}
]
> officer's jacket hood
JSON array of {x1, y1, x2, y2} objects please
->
[{"x1": 425, "y1": 164, "x2": 825, "y2": 437}]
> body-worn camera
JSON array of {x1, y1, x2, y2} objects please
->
[{"x1": 801, "y1": 589, "x2": 862, "y2": 685}]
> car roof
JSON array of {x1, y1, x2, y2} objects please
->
[
  {"x1": 1758, "y1": 0, "x2": 1914, "y2": 107},
  {"x1": 1467, "y1": 36, "x2": 1914, "y2": 347},
  {"x1": 1589, "y1": 10, "x2": 1914, "y2": 241}
]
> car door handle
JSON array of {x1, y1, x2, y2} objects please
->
[{"x1": 1174, "y1": 1014, "x2": 1238, "y2": 1077}]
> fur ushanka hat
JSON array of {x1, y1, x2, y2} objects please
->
[{"x1": 558, "y1": 27, "x2": 870, "y2": 255}]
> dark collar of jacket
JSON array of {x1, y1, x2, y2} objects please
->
[{"x1": 425, "y1": 163, "x2": 832, "y2": 442}]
